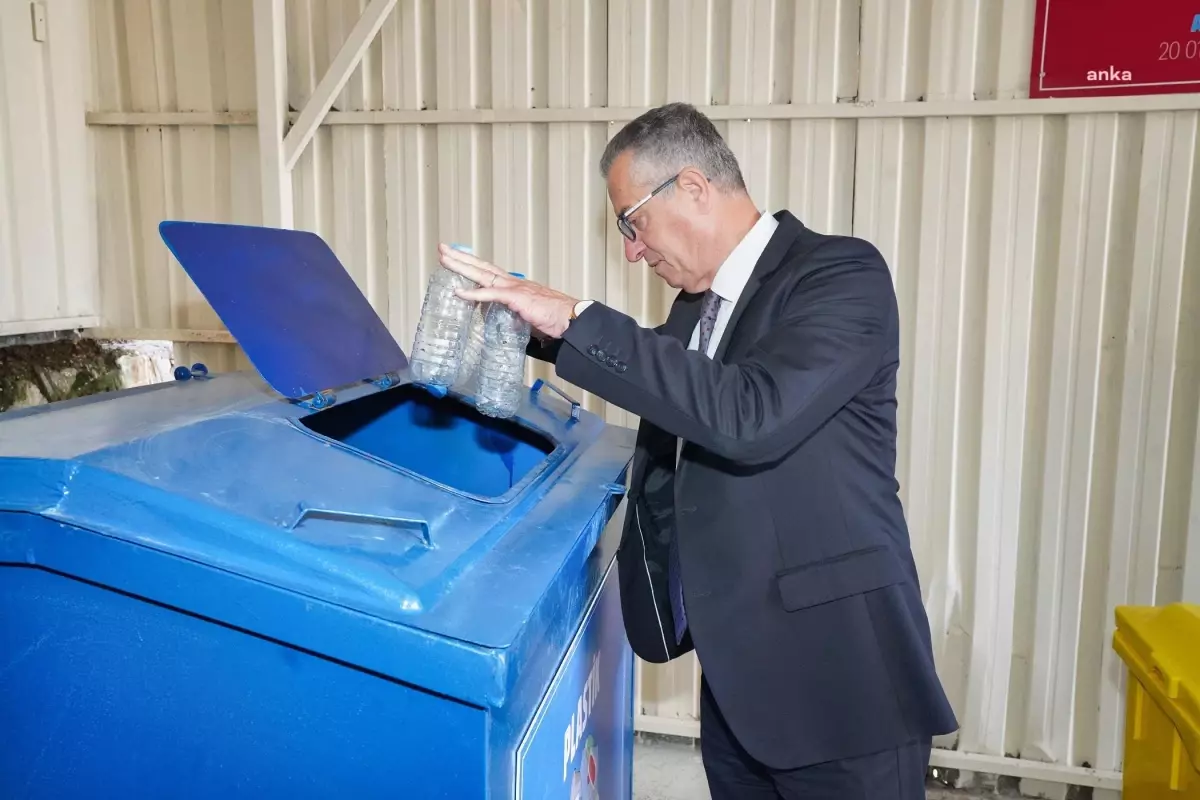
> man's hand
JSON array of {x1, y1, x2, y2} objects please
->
[{"x1": 437, "y1": 244, "x2": 580, "y2": 339}]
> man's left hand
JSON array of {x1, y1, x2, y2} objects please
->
[{"x1": 437, "y1": 244, "x2": 579, "y2": 339}]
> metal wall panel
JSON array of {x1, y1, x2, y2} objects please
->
[
  {"x1": 86, "y1": 0, "x2": 1200, "y2": 784},
  {"x1": 0, "y1": 0, "x2": 98, "y2": 335}
]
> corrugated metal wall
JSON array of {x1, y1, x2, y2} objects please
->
[
  {"x1": 85, "y1": 0, "x2": 1200, "y2": 785},
  {"x1": 0, "y1": 0, "x2": 97, "y2": 335}
]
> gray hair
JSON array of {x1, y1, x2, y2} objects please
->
[{"x1": 599, "y1": 102, "x2": 746, "y2": 192}]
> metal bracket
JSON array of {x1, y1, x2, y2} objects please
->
[{"x1": 530, "y1": 378, "x2": 580, "y2": 424}]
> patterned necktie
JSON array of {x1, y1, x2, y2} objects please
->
[
  {"x1": 696, "y1": 289, "x2": 722, "y2": 355},
  {"x1": 668, "y1": 290, "x2": 722, "y2": 644}
]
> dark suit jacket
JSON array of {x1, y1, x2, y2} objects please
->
[{"x1": 526, "y1": 210, "x2": 959, "y2": 770}]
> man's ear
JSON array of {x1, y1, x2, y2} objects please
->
[{"x1": 676, "y1": 166, "x2": 711, "y2": 209}]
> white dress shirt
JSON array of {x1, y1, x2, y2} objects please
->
[{"x1": 687, "y1": 211, "x2": 779, "y2": 357}]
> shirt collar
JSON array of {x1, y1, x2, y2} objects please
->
[{"x1": 709, "y1": 211, "x2": 779, "y2": 304}]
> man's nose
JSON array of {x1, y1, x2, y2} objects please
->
[{"x1": 623, "y1": 236, "x2": 646, "y2": 263}]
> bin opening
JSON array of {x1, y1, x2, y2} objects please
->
[{"x1": 300, "y1": 384, "x2": 555, "y2": 498}]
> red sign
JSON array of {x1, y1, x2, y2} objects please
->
[{"x1": 1030, "y1": 0, "x2": 1200, "y2": 97}]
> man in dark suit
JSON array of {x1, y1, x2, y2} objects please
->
[{"x1": 437, "y1": 102, "x2": 958, "y2": 799}]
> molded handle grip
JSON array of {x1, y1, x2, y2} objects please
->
[
  {"x1": 530, "y1": 378, "x2": 580, "y2": 423},
  {"x1": 289, "y1": 505, "x2": 432, "y2": 548}
]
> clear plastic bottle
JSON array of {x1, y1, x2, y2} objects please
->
[
  {"x1": 474, "y1": 272, "x2": 530, "y2": 419},
  {"x1": 409, "y1": 244, "x2": 478, "y2": 387},
  {"x1": 452, "y1": 301, "x2": 488, "y2": 396}
]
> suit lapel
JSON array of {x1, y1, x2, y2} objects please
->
[{"x1": 713, "y1": 211, "x2": 806, "y2": 363}]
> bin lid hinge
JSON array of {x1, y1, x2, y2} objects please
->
[
  {"x1": 291, "y1": 370, "x2": 402, "y2": 411},
  {"x1": 367, "y1": 372, "x2": 401, "y2": 391},
  {"x1": 292, "y1": 389, "x2": 337, "y2": 411}
]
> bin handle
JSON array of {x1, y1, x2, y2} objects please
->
[
  {"x1": 288, "y1": 505, "x2": 432, "y2": 548},
  {"x1": 530, "y1": 379, "x2": 580, "y2": 423},
  {"x1": 1150, "y1": 651, "x2": 1181, "y2": 697}
]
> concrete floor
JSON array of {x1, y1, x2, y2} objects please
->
[
  {"x1": 633, "y1": 735, "x2": 710, "y2": 800},
  {"x1": 632, "y1": 736, "x2": 995, "y2": 800}
]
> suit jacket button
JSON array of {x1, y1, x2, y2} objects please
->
[
  {"x1": 595, "y1": 349, "x2": 607, "y2": 360},
  {"x1": 588, "y1": 345, "x2": 598, "y2": 356},
  {"x1": 617, "y1": 362, "x2": 627, "y2": 373}
]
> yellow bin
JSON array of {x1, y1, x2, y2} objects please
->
[{"x1": 1113, "y1": 603, "x2": 1200, "y2": 799}]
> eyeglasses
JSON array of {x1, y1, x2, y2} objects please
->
[{"x1": 615, "y1": 173, "x2": 679, "y2": 241}]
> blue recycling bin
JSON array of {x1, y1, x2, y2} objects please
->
[{"x1": 0, "y1": 222, "x2": 637, "y2": 799}]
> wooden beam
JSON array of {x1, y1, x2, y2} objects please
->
[
  {"x1": 0, "y1": 316, "x2": 101, "y2": 337},
  {"x1": 86, "y1": 92, "x2": 1200, "y2": 131},
  {"x1": 252, "y1": 0, "x2": 292, "y2": 229},
  {"x1": 85, "y1": 328, "x2": 237, "y2": 345},
  {"x1": 313, "y1": 94, "x2": 1200, "y2": 122},
  {"x1": 927, "y1": 749, "x2": 1122, "y2": 791},
  {"x1": 282, "y1": 0, "x2": 398, "y2": 171},
  {"x1": 87, "y1": 111, "x2": 257, "y2": 126}
]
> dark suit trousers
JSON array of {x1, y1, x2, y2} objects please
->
[{"x1": 700, "y1": 677, "x2": 931, "y2": 800}]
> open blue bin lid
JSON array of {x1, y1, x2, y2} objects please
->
[{"x1": 158, "y1": 221, "x2": 408, "y2": 399}]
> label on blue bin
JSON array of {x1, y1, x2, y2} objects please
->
[{"x1": 515, "y1": 559, "x2": 634, "y2": 799}]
